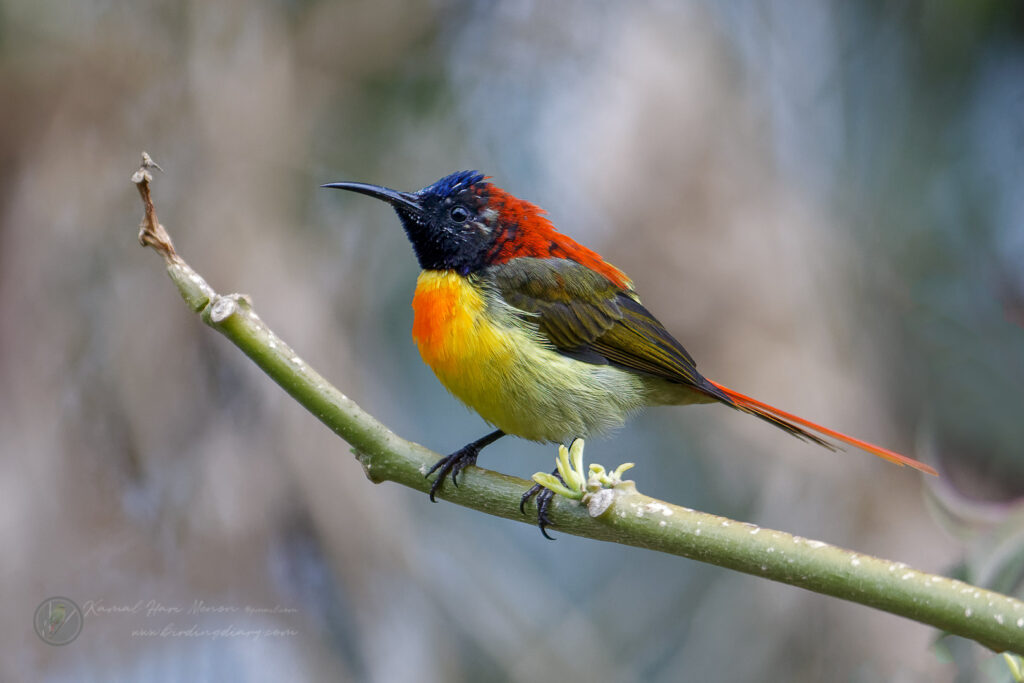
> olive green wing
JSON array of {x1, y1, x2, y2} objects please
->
[
  {"x1": 485, "y1": 258, "x2": 854, "y2": 449},
  {"x1": 484, "y1": 257, "x2": 708, "y2": 389}
]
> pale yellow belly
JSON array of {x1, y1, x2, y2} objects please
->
[{"x1": 410, "y1": 270, "x2": 649, "y2": 442}]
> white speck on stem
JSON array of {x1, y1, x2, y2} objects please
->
[
  {"x1": 806, "y1": 540, "x2": 826, "y2": 549},
  {"x1": 721, "y1": 521, "x2": 730, "y2": 527},
  {"x1": 1017, "y1": 617, "x2": 1023, "y2": 628},
  {"x1": 695, "y1": 529, "x2": 701, "y2": 536},
  {"x1": 749, "y1": 527, "x2": 760, "y2": 535},
  {"x1": 995, "y1": 614, "x2": 1004, "y2": 625},
  {"x1": 965, "y1": 608, "x2": 973, "y2": 618},
  {"x1": 851, "y1": 557, "x2": 861, "y2": 566},
  {"x1": 586, "y1": 489, "x2": 614, "y2": 517},
  {"x1": 643, "y1": 502, "x2": 673, "y2": 517},
  {"x1": 658, "y1": 520, "x2": 666, "y2": 527},
  {"x1": 902, "y1": 572, "x2": 914, "y2": 581},
  {"x1": 210, "y1": 297, "x2": 237, "y2": 322}
]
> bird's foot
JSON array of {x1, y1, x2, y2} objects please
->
[
  {"x1": 425, "y1": 430, "x2": 505, "y2": 502},
  {"x1": 523, "y1": 439, "x2": 588, "y2": 539},
  {"x1": 524, "y1": 439, "x2": 636, "y2": 539},
  {"x1": 425, "y1": 447, "x2": 479, "y2": 502},
  {"x1": 520, "y1": 469, "x2": 563, "y2": 540}
]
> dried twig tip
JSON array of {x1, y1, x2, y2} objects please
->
[
  {"x1": 141, "y1": 151, "x2": 164, "y2": 172},
  {"x1": 133, "y1": 152, "x2": 177, "y2": 260}
]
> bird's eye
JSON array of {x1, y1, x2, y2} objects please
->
[{"x1": 449, "y1": 205, "x2": 470, "y2": 223}]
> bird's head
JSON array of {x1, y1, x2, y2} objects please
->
[
  {"x1": 324, "y1": 171, "x2": 629, "y2": 286},
  {"x1": 324, "y1": 171, "x2": 502, "y2": 274}
]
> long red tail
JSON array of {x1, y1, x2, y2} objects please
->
[{"x1": 707, "y1": 380, "x2": 938, "y2": 476}]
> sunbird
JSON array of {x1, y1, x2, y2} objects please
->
[
  {"x1": 46, "y1": 602, "x2": 67, "y2": 636},
  {"x1": 325, "y1": 172, "x2": 937, "y2": 528}
]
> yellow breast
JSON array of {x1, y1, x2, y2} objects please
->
[
  {"x1": 411, "y1": 270, "x2": 516, "y2": 410},
  {"x1": 409, "y1": 269, "x2": 650, "y2": 443}
]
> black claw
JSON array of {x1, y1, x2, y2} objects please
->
[
  {"x1": 520, "y1": 466, "x2": 564, "y2": 539},
  {"x1": 536, "y1": 489, "x2": 556, "y2": 540},
  {"x1": 426, "y1": 448, "x2": 477, "y2": 502},
  {"x1": 519, "y1": 483, "x2": 542, "y2": 514},
  {"x1": 424, "y1": 456, "x2": 447, "y2": 478},
  {"x1": 426, "y1": 430, "x2": 504, "y2": 502}
]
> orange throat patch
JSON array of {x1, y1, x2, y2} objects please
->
[{"x1": 411, "y1": 270, "x2": 503, "y2": 378}]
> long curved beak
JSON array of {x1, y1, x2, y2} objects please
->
[{"x1": 321, "y1": 181, "x2": 423, "y2": 215}]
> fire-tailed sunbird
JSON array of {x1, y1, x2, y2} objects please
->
[{"x1": 324, "y1": 171, "x2": 937, "y2": 524}]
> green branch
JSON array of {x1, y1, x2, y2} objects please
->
[{"x1": 131, "y1": 153, "x2": 1024, "y2": 655}]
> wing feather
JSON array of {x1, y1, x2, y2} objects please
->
[
  {"x1": 485, "y1": 257, "x2": 707, "y2": 390},
  {"x1": 482, "y1": 258, "x2": 938, "y2": 474}
]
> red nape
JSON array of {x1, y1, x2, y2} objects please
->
[
  {"x1": 707, "y1": 380, "x2": 938, "y2": 476},
  {"x1": 484, "y1": 186, "x2": 632, "y2": 289}
]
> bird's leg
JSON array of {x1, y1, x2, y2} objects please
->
[
  {"x1": 426, "y1": 429, "x2": 505, "y2": 502},
  {"x1": 520, "y1": 468, "x2": 565, "y2": 540}
]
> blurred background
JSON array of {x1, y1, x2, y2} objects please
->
[{"x1": 2, "y1": 0, "x2": 1023, "y2": 680}]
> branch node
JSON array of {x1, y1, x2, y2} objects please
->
[
  {"x1": 585, "y1": 488, "x2": 615, "y2": 517},
  {"x1": 209, "y1": 296, "x2": 239, "y2": 323},
  {"x1": 353, "y1": 448, "x2": 385, "y2": 483}
]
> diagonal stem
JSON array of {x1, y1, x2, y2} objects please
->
[{"x1": 131, "y1": 153, "x2": 1024, "y2": 655}]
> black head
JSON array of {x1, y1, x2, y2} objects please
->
[{"x1": 323, "y1": 171, "x2": 499, "y2": 274}]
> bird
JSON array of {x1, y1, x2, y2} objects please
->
[
  {"x1": 324, "y1": 171, "x2": 937, "y2": 532},
  {"x1": 45, "y1": 602, "x2": 67, "y2": 636}
]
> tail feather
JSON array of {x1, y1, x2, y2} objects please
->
[{"x1": 706, "y1": 379, "x2": 938, "y2": 476}]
